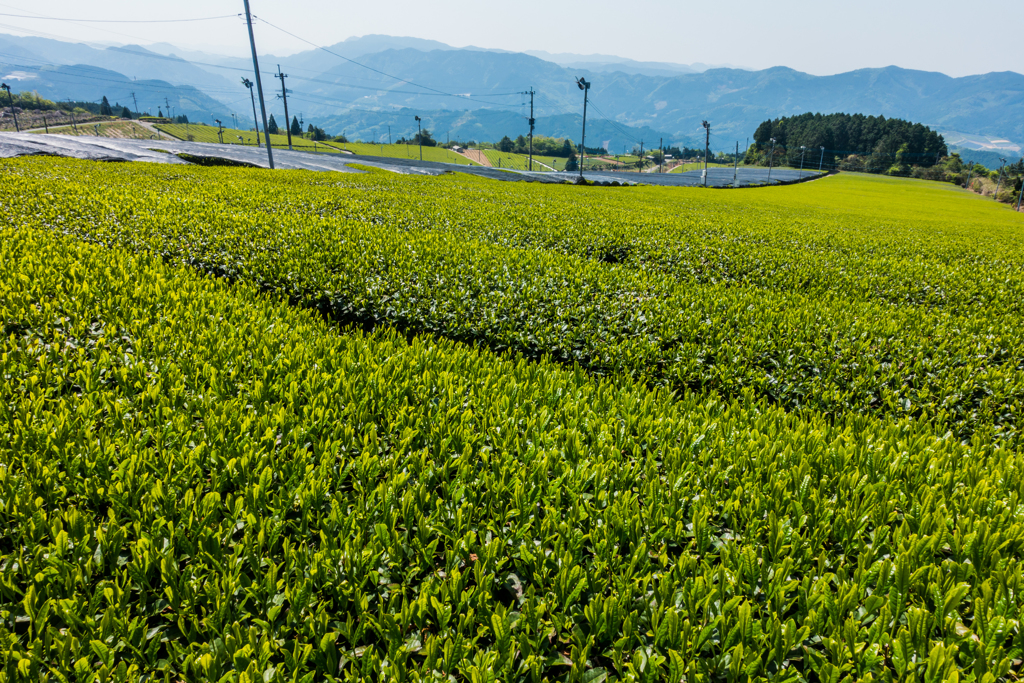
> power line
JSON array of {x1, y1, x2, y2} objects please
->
[
  {"x1": 254, "y1": 17, "x2": 523, "y2": 107},
  {"x1": 0, "y1": 12, "x2": 239, "y2": 22}
]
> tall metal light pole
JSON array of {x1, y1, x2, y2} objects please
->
[
  {"x1": 242, "y1": 0, "x2": 273, "y2": 168},
  {"x1": 767, "y1": 137, "x2": 777, "y2": 184},
  {"x1": 702, "y1": 120, "x2": 710, "y2": 187},
  {"x1": 575, "y1": 76, "x2": 590, "y2": 179},
  {"x1": 819, "y1": 145, "x2": 825, "y2": 171},
  {"x1": 799, "y1": 145, "x2": 807, "y2": 172},
  {"x1": 242, "y1": 78, "x2": 261, "y2": 147},
  {"x1": 734, "y1": 141, "x2": 738, "y2": 184},
  {"x1": 415, "y1": 115, "x2": 422, "y2": 161},
  {"x1": 991, "y1": 160, "x2": 1007, "y2": 200},
  {"x1": 215, "y1": 119, "x2": 224, "y2": 143},
  {"x1": 1, "y1": 83, "x2": 19, "y2": 132}
]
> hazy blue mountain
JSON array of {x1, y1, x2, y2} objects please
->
[
  {"x1": 279, "y1": 48, "x2": 1024, "y2": 151},
  {"x1": 0, "y1": 34, "x2": 237, "y2": 96},
  {"x1": 6, "y1": 31, "x2": 1024, "y2": 153},
  {"x1": 0, "y1": 62, "x2": 233, "y2": 123},
  {"x1": 524, "y1": 50, "x2": 745, "y2": 73},
  {"x1": 949, "y1": 146, "x2": 1021, "y2": 169}
]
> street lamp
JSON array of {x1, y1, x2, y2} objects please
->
[
  {"x1": 576, "y1": 76, "x2": 591, "y2": 179},
  {"x1": 767, "y1": 137, "x2": 777, "y2": 184},
  {"x1": 242, "y1": 78, "x2": 262, "y2": 148},
  {"x1": 1, "y1": 83, "x2": 18, "y2": 132},
  {"x1": 415, "y1": 115, "x2": 422, "y2": 161},
  {"x1": 215, "y1": 119, "x2": 223, "y2": 144},
  {"x1": 799, "y1": 145, "x2": 807, "y2": 172},
  {"x1": 819, "y1": 145, "x2": 825, "y2": 171}
]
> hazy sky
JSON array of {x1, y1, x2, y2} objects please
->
[{"x1": 0, "y1": 0, "x2": 1021, "y2": 78}]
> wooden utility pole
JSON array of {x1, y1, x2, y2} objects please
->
[
  {"x1": 242, "y1": 0, "x2": 273, "y2": 168},
  {"x1": 276, "y1": 65, "x2": 292, "y2": 150}
]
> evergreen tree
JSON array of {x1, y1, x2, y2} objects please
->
[
  {"x1": 268, "y1": 114, "x2": 279, "y2": 134},
  {"x1": 290, "y1": 116, "x2": 301, "y2": 137},
  {"x1": 100, "y1": 96, "x2": 112, "y2": 116},
  {"x1": 564, "y1": 150, "x2": 578, "y2": 172},
  {"x1": 120, "y1": 106, "x2": 132, "y2": 119}
]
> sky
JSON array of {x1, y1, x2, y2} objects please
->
[{"x1": 0, "y1": 0, "x2": 1021, "y2": 78}]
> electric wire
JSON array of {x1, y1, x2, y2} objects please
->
[
  {"x1": 0, "y1": 12, "x2": 239, "y2": 23},
  {"x1": 253, "y1": 16, "x2": 524, "y2": 107}
]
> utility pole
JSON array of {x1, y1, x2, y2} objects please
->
[
  {"x1": 415, "y1": 115, "x2": 422, "y2": 161},
  {"x1": 164, "y1": 97, "x2": 171, "y2": 120},
  {"x1": 965, "y1": 162, "x2": 975, "y2": 190},
  {"x1": 1, "y1": 83, "x2": 18, "y2": 132},
  {"x1": 276, "y1": 65, "x2": 292, "y2": 150},
  {"x1": 996, "y1": 158, "x2": 1007, "y2": 197},
  {"x1": 525, "y1": 88, "x2": 535, "y2": 171},
  {"x1": 215, "y1": 119, "x2": 224, "y2": 143},
  {"x1": 242, "y1": 78, "x2": 261, "y2": 147},
  {"x1": 638, "y1": 140, "x2": 644, "y2": 173},
  {"x1": 130, "y1": 91, "x2": 139, "y2": 118},
  {"x1": 242, "y1": 0, "x2": 273, "y2": 169},
  {"x1": 388, "y1": 125, "x2": 391, "y2": 145},
  {"x1": 819, "y1": 146, "x2": 825, "y2": 171},
  {"x1": 767, "y1": 137, "x2": 777, "y2": 184},
  {"x1": 702, "y1": 120, "x2": 710, "y2": 187},
  {"x1": 1016, "y1": 175, "x2": 1023, "y2": 211},
  {"x1": 659, "y1": 138, "x2": 663, "y2": 173},
  {"x1": 575, "y1": 77, "x2": 590, "y2": 179}
]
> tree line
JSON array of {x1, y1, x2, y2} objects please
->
[{"x1": 747, "y1": 112, "x2": 948, "y2": 175}]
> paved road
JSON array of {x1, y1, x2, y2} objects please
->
[{"x1": 0, "y1": 133, "x2": 821, "y2": 188}]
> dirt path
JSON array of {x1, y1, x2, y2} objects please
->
[{"x1": 459, "y1": 149, "x2": 492, "y2": 167}]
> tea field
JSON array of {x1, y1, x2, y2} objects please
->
[{"x1": 2, "y1": 158, "x2": 1024, "y2": 682}]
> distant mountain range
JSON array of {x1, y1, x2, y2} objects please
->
[{"x1": 1, "y1": 32, "x2": 1021, "y2": 159}]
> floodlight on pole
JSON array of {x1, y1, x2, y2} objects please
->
[
  {"x1": 819, "y1": 146, "x2": 825, "y2": 171},
  {"x1": 415, "y1": 115, "x2": 422, "y2": 161},
  {"x1": 702, "y1": 120, "x2": 710, "y2": 187},
  {"x1": 215, "y1": 119, "x2": 223, "y2": 144},
  {"x1": 767, "y1": 138, "x2": 776, "y2": 184},
  {"x1": 575, "y1": 76, "x2": 591, "y2": 179},
  {"x1": 1, "y1": 83, "x2": 18, "y2": 132},
  {"x1": 800, "y1": 145, "x2": 807, "y2": 172},
  {"x1": 242, "y1": 78, "x2": 261, "y2": 148}
]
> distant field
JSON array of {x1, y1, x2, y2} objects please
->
[
  {"x1": 155, "y1": 126, "x2": 480, "y2": 165},
  {"x1": 339, "y1": 142, "x2": 479, "y2": 165},
  {"x1": 33, "y1": 120, "x2": 164, "y2": 140},
  {"x1": 669, "y1": 161, "x2": 735, "y2": 173},
  {"x1": 482, "y1": 150, "x2": 543, "y2": 171},
  {"x1": 155, "y1": 123, "x2": 341, "y2": 153}
]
